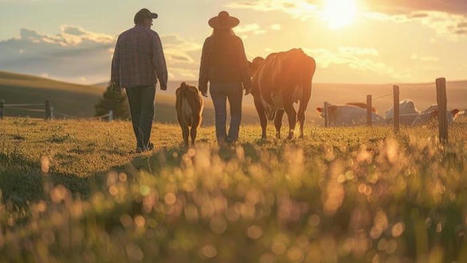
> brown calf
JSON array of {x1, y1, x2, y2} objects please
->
[{"x1": 176, "y1": 82, "x2": 204, "y2": 145}]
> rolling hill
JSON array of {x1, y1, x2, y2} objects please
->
[
  {"x1": 0, "y1": 71, "x2": 258, "y2": 125},
  {"x1": 1, "y1": 71, "x2": 467, "y2": 125}
]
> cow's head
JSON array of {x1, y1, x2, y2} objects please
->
[
  {"x1": 316, "y1": 106, "x2": 337, "y2": 119},
  {"x1": 249, "y1": 57, "x2": 265, "y2": 77},
  {"x1": 316, "y1": 107, "x2": 324, "y2": 118},
  {"x1": 424, "y1": 108, "x2": 461, "y2": 125}
]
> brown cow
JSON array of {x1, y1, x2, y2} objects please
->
[
  {"x1": 250, "y1": 49, "x2": 316, "y2": 139},
  {"x1": 176, "y1": 82, "x2": 204, "y2": 146}
]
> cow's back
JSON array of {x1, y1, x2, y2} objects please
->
[{"x1": 253, "y1": 49, "x2": 315, "y2": 109}]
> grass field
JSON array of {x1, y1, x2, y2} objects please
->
[{"x1": 0, "y1": 117, "x2": 466, "y2": 262}]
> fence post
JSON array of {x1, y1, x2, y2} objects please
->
[
  {"x1": 108, "y1": 110, "x2": 113, "y2": 122},
  {"x1": 367, "y1": 95, "x2": 372, "y2": 127},
  {"x1": 436, "y1": 78, "x2": 448, "y2": 143},
  {"x1": 324, "y1": 102, "x2": 329, "y2": 128},
  {"x1": 45, "y1": 100, "x2": 52, "y2": 120},
  {"x1": 393, "y1": 86, "x2": 400, "y2": 133},
  {"x1": 0, "y1": 99, "x2": 4, "y2": 120}
]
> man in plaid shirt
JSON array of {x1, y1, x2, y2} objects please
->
[{"x1": 111, "y1": 8, "x2": 168, "y2": 153}]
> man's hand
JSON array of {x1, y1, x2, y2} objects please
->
[
  {"x1": 199, "y1": 86, "x2": 208, "y2": 97},
  {"x1": 160, "y1": 84, "x2": 167, "y2": 91}
]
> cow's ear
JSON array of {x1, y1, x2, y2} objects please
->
[
  {"x1": 316, "y1": 107, "x2": 323, "y2": 113},
  {"x1": 452, "y1": 109, "x2": 460, "y2": 117},
  {"x1": 181, "y1": 82, "x2": 186, "y2": 87}
]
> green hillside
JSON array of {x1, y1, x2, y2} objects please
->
[
  {"x1": 0, "y1": 71, "x2": 104, "y2": 118},
  {"x1": 0, "y1": 71, "x2": 259, "y2": 125}
]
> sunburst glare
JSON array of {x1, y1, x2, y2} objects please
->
[{"x1": 322, "y1": 0, "x2": 358, "y2": 29}]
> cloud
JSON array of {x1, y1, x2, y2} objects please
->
[
  {"x1": 0, "y1": 26, "x2": 115, "y2": 83},
  {"x1": 362, "y1": 1, "x2": 467, "y2": 38},
  {"x1": 365, "y1": 0, "x2": 467, "y2": 16},
  {"x1": 304, "y1": 47, "x2": 407, "y2": 80},
  {"x1": 0, "y1": 26, "x2": 201, "y2": 83},
  {"x1": 410, "y1": 54, "x2": 439, "y2": 62},
  {"x1": 228, "y1": 0, "x2": 467, "y2": 38},
  {"x1": 234, "y1": 23, "x2": 267, "y2": 38},
  {"x1": 270, "y1": 24, "x2": 281, "y2": 31},
  {"x1": 367, "y1": 10, "x2": 467, "y2": 38},
  {"x1": 227, "y1": 0, "x2": 319, "y2": 20}
]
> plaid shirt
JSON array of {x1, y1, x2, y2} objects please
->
[{"x1": 111, "y1": 25, "x2": 168, "y2": 89}]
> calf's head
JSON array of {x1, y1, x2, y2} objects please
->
[{"x1": 176, "y1": 82, "x2": 201, "y2": 98}]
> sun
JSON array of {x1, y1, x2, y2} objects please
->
[{"x1": 322, "y1": 0, "x2": 358, "y2": 29}]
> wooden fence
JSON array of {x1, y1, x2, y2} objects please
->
[
  {"x1": 323, "y1": 77, "x2": 450, "y2": 143},
  {"x1": 0, "y1": 100, "x2": 113, "y2": 122}
]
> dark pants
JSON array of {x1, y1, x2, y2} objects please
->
[
  {"x1": 210, "y1": 83, "x2": 243, "y2": 143},
  {"x1": 126, "y1": 86, "x2": 155, "y2": 149}
]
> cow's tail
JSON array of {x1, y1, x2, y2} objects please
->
[{"x1": 297, "y1": 57, "x2": 316, "y2": 123}]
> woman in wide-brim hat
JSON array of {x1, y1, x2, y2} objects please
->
[{"x1": 198, "y1": 11, "x2": 251, "y2": 145}]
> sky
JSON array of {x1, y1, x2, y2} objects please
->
[{"x1": 1, "y1": 0, "x2": 467, "y2": 84}]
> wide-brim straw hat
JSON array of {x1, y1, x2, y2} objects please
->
[{"x1": 209, "y1": 11, "x2": 240, "y2": 29}]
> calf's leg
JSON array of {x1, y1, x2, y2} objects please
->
[
  {"x1": 190, "y1": 126, "x2": 197, "y2": 145},
  {"x1": 182, "y1": 125, "x2": 190, "y2": 146}
]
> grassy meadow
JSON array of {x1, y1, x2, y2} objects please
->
[{"x1": 0, "y1": 117, "x2": 466, "y2": 262}]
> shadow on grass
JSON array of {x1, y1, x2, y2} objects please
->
[
  {"x1": 0, "y1": 140, "x2": 277, "y2": 210},
  {"x1": 0, "y1": 152, "x2": 97, "y2": 209},
  {"x1": 124, "y1": 140, "x2": 279, "y2": 175}
]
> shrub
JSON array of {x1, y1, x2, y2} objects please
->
[{"x1": 94, "y1": 84, "x2": 130, "y2": 120}]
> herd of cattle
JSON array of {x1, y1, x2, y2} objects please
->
[{"x1": 176, "y1": 48, "x2": 464, "y2": 143}]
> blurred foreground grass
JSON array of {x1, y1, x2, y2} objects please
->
[{"x1": 0, "y1": 117, "x2": 466, "y2": 262}]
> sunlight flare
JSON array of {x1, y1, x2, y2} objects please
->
[{"x1": 322, "y1": 0, "x2": 358, "y2": 29}]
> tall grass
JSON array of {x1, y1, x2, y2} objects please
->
[{"x1": 0, "y1": 118, "x2": 465, "y2": 262}]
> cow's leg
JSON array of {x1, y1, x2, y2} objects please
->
[
  {"x1": 284, "y1": 103, "x2": 297, "y2": 140},
  {"x1": 190, "y1": 126, "x2": 197, "y2": 145},
  {"x1": 274, "y1": 110, "x2": 285, "y2": 139},
  {"x1": 298, "y1": 88, "x2": 311, "y2": 139},
  {"x1": 254, "y1": 96, "x2": 268, "y2": 139}
]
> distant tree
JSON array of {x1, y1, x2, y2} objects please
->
[{"x1": 94, "y1": 84, "x2": 130, "y2": 120}]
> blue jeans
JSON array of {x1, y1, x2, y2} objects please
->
[
  {"x1": 126, "y1": 86, "x2": 155, "y2": 149},
  {"x1": 210, "y1": 83, "x2": 243, "y2": 143}
]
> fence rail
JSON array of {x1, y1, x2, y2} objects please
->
[{"x1": 0, "y1": 99, "x2": 113, "y2": 122}]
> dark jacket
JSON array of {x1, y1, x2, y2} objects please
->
[{"x1": 198, "y1": 34, "x2": 251, "y2": 94}]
